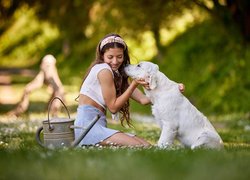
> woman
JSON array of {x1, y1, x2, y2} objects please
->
[{"x1": 74, "y1": 33, "x2": 183, "y2": 147}]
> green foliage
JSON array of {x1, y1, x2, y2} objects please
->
[
  {"x1": 0, "y1": 2, "x2": 249, "y2": 115},
  {"x1": 157, "y1": 19, "x2": 250, "y2": 114},
  {"x1": 0, "y1": 6, "x2": 59, "y2": 67}
]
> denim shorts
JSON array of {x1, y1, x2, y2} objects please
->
[{"x1": 74, "y1": 105, "x2": 119, "y2": 146}]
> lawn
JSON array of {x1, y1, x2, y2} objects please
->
[{"x1": 0, "y1": 85, "x2": 250, "y2": 180}]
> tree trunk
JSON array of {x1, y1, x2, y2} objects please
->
[
  {"x1": 152, "y1": 27, "x2": 164, "y2": 62},
  {"x1": 7, "y1": 55, "x2": 65, "y2": 117},
  {"x1": 226, "y1": 0, "x2": 250, "y2": 42}
]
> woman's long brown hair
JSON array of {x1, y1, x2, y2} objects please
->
[{"x1": 79, "y1": 33, "x2": 132, "y2": 127}]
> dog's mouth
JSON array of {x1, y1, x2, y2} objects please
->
[{"x1": 125, "y1": 69, "x2": 145, "y2": 81}]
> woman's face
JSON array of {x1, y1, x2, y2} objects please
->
[{"x1": 103, "y1": 48, "x2": 124, "y2": 71}]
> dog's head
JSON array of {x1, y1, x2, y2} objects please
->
[{"x1": 124, "y1": 61, "x2": 159, "y2": 90}]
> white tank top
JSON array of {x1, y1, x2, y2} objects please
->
[{"x1": 80, "y1": 63, "x2": 114, "y2": 109}]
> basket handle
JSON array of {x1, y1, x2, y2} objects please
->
[{"x1": 47, "y1": 96, "x2": 70, "y2": 131}]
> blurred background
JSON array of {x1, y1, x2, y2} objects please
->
[{"x1": 0, "y1": 0, "x2": 249, "y2": 116}]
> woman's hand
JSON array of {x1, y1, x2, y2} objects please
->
[
  {"x1": 134, "y1": 78, "x2": 150, "y2": 90},
  {"x1": 178, "y1": 83, "x2": 185, "y2": 93},
  {"x1": 134, "y1": 78, "x2": 185, "y2": 92}
]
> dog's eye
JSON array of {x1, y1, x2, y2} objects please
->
[{"x1": 137, "y1": 64, "x2": 141, "y2": 67}]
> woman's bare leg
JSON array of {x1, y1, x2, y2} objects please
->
[
  {"x1": 132, "y1": 136, "x2": 150, "y2": 146},
  {"x1": 100, "y1": 132, "x2": 151, "y2": 147}
]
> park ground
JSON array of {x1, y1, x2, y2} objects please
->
[{"x1": 0, "y1": 83, "x2": 250, "y2": 180}]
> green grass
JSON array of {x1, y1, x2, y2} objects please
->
[
  {"x1": 0, "y1": 111, "x2": 250, "y2": 180},
  {"x1": 0, "y1": 146, "x2": 250, "y2": 180},
  {"x1": 0, "y1": 85, "x2": 250, "y2": 180}
]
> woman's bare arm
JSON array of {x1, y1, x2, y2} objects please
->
[
  {"x1": 131, "y1": 88, "x2": 151, "y2": 105},
  {"x1": 98, "y1": 69, "x2": 138, "y2": 113}
]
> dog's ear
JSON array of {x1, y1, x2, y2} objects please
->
[
  {"x1": 145, "y1": 63, "x2": 159, "y2": 90},
  {"x1": 152, "y1": 63, "x2": 159, "y2": 73}
]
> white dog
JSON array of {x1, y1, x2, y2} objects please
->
[{"x1": 125, "y1": 61, "x2": 224, "y2": 149}]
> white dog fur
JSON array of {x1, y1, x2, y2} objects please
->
[{"x1": 125, "y1": 61, "x2": 224, "y2": 149}]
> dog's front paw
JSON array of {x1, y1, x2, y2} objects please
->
[{"x1": 157, "y1": 142, "x2": 172, "y2": 149}]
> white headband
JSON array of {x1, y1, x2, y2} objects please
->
[{"x1": 100, "y1": 36, "x2": 127, "y2": 50}]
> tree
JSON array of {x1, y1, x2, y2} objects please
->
[
  {"x1": 193, "y1": 0, "x2": 250, "y2": 43},
  {"x1": 1, "y1": 0, "x2": 249, "y2": 59},
  {"x1": 0, "y1": 0, "x2": 95, "y2": 55},
  {"x1": 7, "y1": 55, "x2": 65, "y2": 117},
  {"x1": 99, "y1": 0, "x2": 190, "y2": 61}
]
